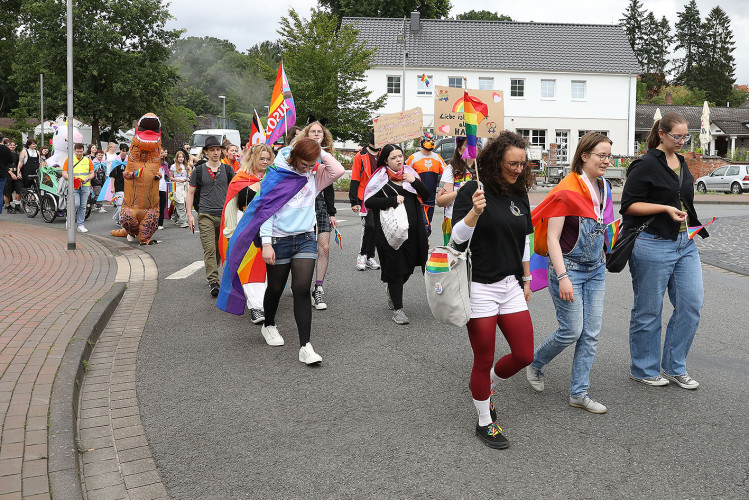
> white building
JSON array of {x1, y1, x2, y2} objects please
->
[{"x1": 343, "y1": 14, "x2": 642, "y2": 159}]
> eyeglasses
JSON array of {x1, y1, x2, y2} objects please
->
[
  {"x1": 665, "y1": 132, "x2": 691, "y2": 143},
  {"x1": 589, "y1": 153, "x2": 613, "y2": 160},
  {"x1": 504, "y1": 160, "x2": 527, "y2": 170}
]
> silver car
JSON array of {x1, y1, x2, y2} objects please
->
[{"x1": 695, "y1": 164, "x2": 749, "y2": 194}]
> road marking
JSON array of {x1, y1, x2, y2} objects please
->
[
  {"x1": 165, "y1": 261, "x2": 205, "y2": 280},
  {"x1": 336, "y1": 219, "x2": 347, "y2": 223}
]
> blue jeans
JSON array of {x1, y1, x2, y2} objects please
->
[
  {"x1": 0, "y1": 178, "x2": 5, "y2": 213},
  {"x1": 531, "y1": 217, "x2": 606, "y2": 397},
  {"x1": 74, "y1": 185, "x2": 90, "y2": 226},
  {"x1": 271, "y1": 231, "x2": 317, "y2": 265},
  {"x1": 628, "y1": 231, "x2": 703, "y2": 379}
]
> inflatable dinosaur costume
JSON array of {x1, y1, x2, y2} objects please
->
[{"x1": 110, "y1": 113, "x2": 162, "y2": 244}]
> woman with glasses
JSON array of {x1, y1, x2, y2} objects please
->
[
  {"x1": 451, "y1": 131, "x2": 535, "y2": 449},
  {"x1": 526, "y1": 132, "x2": 614, "y2": 414},
  {"x1": 621, "y1": 112, "x2": 708, "y2": 390}
]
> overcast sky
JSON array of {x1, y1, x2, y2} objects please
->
[{"x1": 166, "y1": 0, "x2": 749, "y2": 87}]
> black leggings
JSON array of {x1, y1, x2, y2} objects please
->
[
  {"x1": 158, "y1": 190, "x2": 167, "y2": 226},
  {"x1": 387, "y1": 273, "x2": 412, "y2": 310},
  {"x1": 263, "y1": 258, "x2": 316, "y2": 346}
]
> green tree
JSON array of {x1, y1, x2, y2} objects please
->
[
  {"x1": 318, "y1": 0, "x2": 451, "y2": 21},
  {"x1": 672, "y1": 0, "x2": 702, "y2": 87},
  {"x1": 642, "y1": 84, "x2": 708, "y2": 106},
  {"x1": 455, "y1": 10, "x2": 511, "y2": 21},
  {"x1": 692, "y1": 6, "x2": 735, "y2": 104},
  {"x1": 619, "y1": 0, "x2": 646, "y2": 62},
  {"x1": 0, "y1": 0, "x2": 23, "y2": 116},
  {"x1": 276, "y1": 9, "x2": 386, "y2": 143},
  {"x1": 728, "y1": 85, "x2": 749, "y2": 107},
  {"x1": 10, "y1": 0, "x2": 180, "y2": 145}
]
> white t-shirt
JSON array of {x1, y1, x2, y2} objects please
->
[
  {"x1": 105, "y1": 152, "x2": 118, "y2": 173},
  {"x1": 170, "y1": 164, "x2": 189, "y2": 182},
  {"x1": 440, "y1": 164, "x2": 473, "y2": 219}
]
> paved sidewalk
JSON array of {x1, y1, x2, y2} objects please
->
[
  {"x1": 77, "y1": 242, "x2": 166, "y2": 499},
  {"x1": 0, "y1": 221, "x2": 116, "y2": 499}
]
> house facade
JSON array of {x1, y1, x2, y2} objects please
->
[{"x1": 343, "y1": 15, "x2": 641, "y2": 158}]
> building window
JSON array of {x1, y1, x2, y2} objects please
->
[
  {"x1": 417, "y1": 74, "x2": 433, "y2": 95},
  {"x1": 571, "y1": 80, "x2": 586, "y2": 100},
  {"x1": 579, "y1": 130, "x2": 608, "y2": 138},
  {"x1": 510, "y1": 78, "x2": 525, "y2": 97},
  {"x1": 541, "y1": 80, "x2": 556, "y2": 99},
  {"x1": 387, "y1": 76, "x2": 401, "y2": 94},
  {"x1": 517, "y1": 129, "x2": 546, "y2": 147},
  {"x1": 555, "y1": 131, "x2": 569, "y2": 164},
  {"x1": 448, "y1": 76, "x2": 463, "y2": 88},
  {"x1": 479, "y1": 77, "x2": 494, "y2": 90}
]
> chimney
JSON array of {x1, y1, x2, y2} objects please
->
[
  {"x1": 410, "y1": 11, "x2": 420, "y2": 33},
  {"x1": 664, "y1": 92, "x2": 673, "y2": 105}
]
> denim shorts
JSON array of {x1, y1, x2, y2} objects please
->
[{"x1": 271, "y1": 231, "x2": 317, "y2": 265}]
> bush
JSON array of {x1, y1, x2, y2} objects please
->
[
  {"x1": 333, "y1": 177, "x2": 350, "y2": 192},
  {"x1": 730, "y1": 148, "x2": 749, "y2": 162}
]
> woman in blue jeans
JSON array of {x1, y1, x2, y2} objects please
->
[
  {"x1": 620, "y1": 112, "x2": 707, "y2": 390},
  {"x1": 527, "y1": 132, "x2": 613, "y2": 413}
]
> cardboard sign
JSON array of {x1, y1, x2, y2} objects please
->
[
  {"x1": 434, "y1": 86, "x2": 504, "y2": 138},
  {"x1": 373, "y1": 108, "x2": 424, "y2": 147}
]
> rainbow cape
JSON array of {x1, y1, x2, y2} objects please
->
[
  {"x1": 216, "y1": 165, "x2": 307, "y2": 315},
  {"x1": 461, "y1": 92, "x2": 488, "y2": 160},
  {"x1": 219, "y1": 171, "x2": 258, "y2": 262},
  {"x1": 687, "y1": 216, "x2": 717, "y2": 239}
]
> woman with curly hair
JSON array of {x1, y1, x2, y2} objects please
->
[
  {"x1": 451, "y1": 130, "x2": 535, "y2": 450},
  {"x1": 292, "y1": 121, "x2": 339, "y2": 310}
]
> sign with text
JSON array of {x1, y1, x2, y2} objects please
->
[
  {"x1": 373, "y1": 108, "x2": 424, "y2": 147},
  {"x1": 433, "y1": 86, "x2": 504, "y2": 138}
]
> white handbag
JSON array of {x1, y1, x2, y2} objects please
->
[
  {"x1": 424, "y1": 243, "x2": 472, "y2": 327},
  {"x1": 379, "y1": 185, "x2": 409, "y2": 250}
]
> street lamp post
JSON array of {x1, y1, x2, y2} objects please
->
[
  {"x1": 218, "y1": 95, "x2": 226, "y2": 128},
  {"x1": 66, "y1": 0, "x2": 75, "y2": 250},
  {"x1": 40, "y1": 74, "x2": 44, "y2": 146}
]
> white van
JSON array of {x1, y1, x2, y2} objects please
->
[{"x1": 190, "y1": 129, "x2": 242, "y2": 156}]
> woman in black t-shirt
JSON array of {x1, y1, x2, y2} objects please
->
[
  {"x1": 364, "y1": 144, "x2": 430, "y2": 325},
  {"x1": 452, "y1": 131, "x2": 535, "y2": 450}
]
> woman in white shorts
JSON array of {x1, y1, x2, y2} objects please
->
[{"x1": 451, "y1": 131, "x2": 535, "y2": 450}]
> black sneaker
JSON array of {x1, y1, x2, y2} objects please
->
[
  {"x1": 312, "y1": 285, "x2": 327, "y2": 310},
  {"x1": 209, "y1": 282, "x2": 220, "y2": 297},
  {"x1": 5, "y1": 205, "x2": 16, "y2": 214},
  {"x1": 475, "y1": 422, "x2": 509, "y2": 450},
  {"x1": 250, "y1": 308, "x2": 265, "y2": 324}
]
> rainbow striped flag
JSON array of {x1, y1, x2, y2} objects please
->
[
  {"x1": 217, "y1": 164, "x2": 308, "y2": 315},
  {"x1": 265, "y1": 61, "x2": 296, "y2": 146},
  {"x1": 687, "y1": 216, "x2": 717, "y2": 239},
  {"x1": 461, "y1": 91, "x2": 488, "y2": 160},
  {"x1": 334, "y1": 227, "x2": 343, "y2": 250},
  {"x1": 420, "y1": 74, "x2": 430, "y2": 87},
  {"x1": 426, "y1": 252, "x2": 450, "y2": 273},
  {"x1": 132, "y1": 168, "x2": 143, "y2": 178},
  {"x1": 605, "y1": 218, "x2": 622, "y2": 253}
]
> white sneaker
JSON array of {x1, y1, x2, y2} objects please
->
[
  {"x1": 569, "y1": 394, "x2": 607, "y2": 414},
  {"x1": 662, "y1": 372, "x2": 700, "y2": 390},
  {"x1": 97, "y1": 207, "x2": 107, "y2": 213},
  {"x1": 76, "y1": 225, "x2": 88, "y2": 233},
  {"x1": 126, "y1": 234, "x2": 136, "y2": 242},
  {"x1": 260, "y1": 324, "x2": 284, "y2": 346},
  {"x1": 299, "y1": 343, "x2": 322, "y2": 365},
  {"x1": 366, "y1": 257, "x2": 380, "y2": 269},
  {"x1": 158, "y1": 225, "x2": 164, "y2": 230},
  {"x1": 526, "y1": 365, "x2": 544, "y2": 392},
  {"x1": 356, "y1": 254, "x2": 366, "y2": 271}
]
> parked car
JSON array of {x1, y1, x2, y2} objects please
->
[
  {"x1": 695, "y1": 164, "x2": 749, "y2": 194},
  {"x1": 433, "y1": 137, "x2": 457, "y2": 163}
]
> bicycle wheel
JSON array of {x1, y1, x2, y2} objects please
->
[
  {"x1": 41, "y1": 195, "x2": 57, "y2": 223},
  {"x1": 22, "y1": 191, "x2": 40, "y2": 218}
]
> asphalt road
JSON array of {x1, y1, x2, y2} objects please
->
[{"x1": 8, "y1": 201, "x2": 749, "y2": 499}]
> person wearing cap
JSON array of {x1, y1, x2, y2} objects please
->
[
  {"x1": 349, "y1": 128, "x2": 381, "y2": 271},
  {"x1": 186, "y1": 135, "x2": 235, "y2": 297},
  {"x1": 406, "y1": 133, "x2": 446, "y2": 238}
]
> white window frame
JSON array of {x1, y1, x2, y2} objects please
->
[
  {"x1": 578, "y1": 130, "x2": 609, "y2": 138},
  {"x1": 517, "y1": 129, "x2": 547, "y2": 147},
  {"x1": 571, "y1": 80, "x2": 586, "y2": 100},
  {"x1": 510, "y1": 78, "x2": 525, "y2": 98},
  {"x1": 541, "y1": 79, "x2": 556, "y2": 100},
  {"x1": 478, "y1": 77, "x2": 494, "y2": 90},
  {"x1": 555, "y1": 130, "x2": 570, "y2": 164},
  {"x1": 448, "y1": 76, "x2": 463, "y2": 89},
  {"x1": 417, "y1": 74, "x2": 434, "y2": 95},
  {"x1": 386, "y1": 75, "x2": 401, "y2": 95}
]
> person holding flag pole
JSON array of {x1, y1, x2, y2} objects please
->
[{"x1": 451, "y1": 95, "x2": 536, "y2": 449}]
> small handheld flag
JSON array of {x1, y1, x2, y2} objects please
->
[
  {"x1": 687, "y1": 217, "x2": 717, "y2": 239},
  {"x1": 132, "y1": 168, "x2": 143, "y2": 178},
  {"x1": 334, "y1": 227, "x2": 343, "y2": 250},
  {"x1": 605, "y1": 218, "x2": 622, "y2": 253}
]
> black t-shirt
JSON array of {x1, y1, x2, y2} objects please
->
[
  {"x1": 453, "y1": 181, "x2": 532, "y2": 284},
  {"x1": 0, "y1": 144, "x2": 11, "y2": 178},
  {"x1": 109, "y1": 163, "x2": 126, "y2": 192}
]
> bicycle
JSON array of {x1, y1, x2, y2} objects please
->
[{"x1": 20, "y1": 173, "x2": 42, "y2": 218}]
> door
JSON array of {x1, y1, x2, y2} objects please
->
[
  {"x1": 725, "y1": 165, "x2": 740, "y2": 191},
  {"x1": 707, "y1": 165, "x2": 728, "y2": 190},
  {"x1": 555, "y1": 131, "x2": 569, "y2": 165}
]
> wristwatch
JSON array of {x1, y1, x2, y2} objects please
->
[{"x1": 522, "y1": 275, "x2": 532, "y2": 282}]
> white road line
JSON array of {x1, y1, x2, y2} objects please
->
[{"x1": 165, "y1": 261, "x2": 205, "y2": 280}]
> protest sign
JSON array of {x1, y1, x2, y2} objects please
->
[
  {"x1": 434, "y1": 86, "x2": 504, "y2": 138},
  {"x1": 373, "y1": 108, "x2": 424, "y2": 147}
]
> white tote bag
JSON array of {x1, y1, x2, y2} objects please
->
[
  {"x1": 379, "y1": 185, "x2": 409, "y2": 250},
  {"x1": 424, "y1": 244, "x2": 472, "y2": 327}
]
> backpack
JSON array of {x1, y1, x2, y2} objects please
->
[
  {"x1": 93, "y1": 163, "x2": 106, "y2": 186},
  {"x1": 193, "y1": 162, "x2": 234, "y2": 212}
]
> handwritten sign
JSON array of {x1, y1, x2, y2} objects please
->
[
  {"x1": 373, "y1": 108, "x2": 424, "y2": 147},
  {"x1": 433, "y1": 86, "x2": 504, "y2": 138}
]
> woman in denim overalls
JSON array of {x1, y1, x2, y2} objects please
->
[{"x1": 527, "y1": 132, "x2": 613, "y2": 414}]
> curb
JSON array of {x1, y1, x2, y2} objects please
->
[{"x1": 48, "y1": 277, "x2": 127, "y2": 500}]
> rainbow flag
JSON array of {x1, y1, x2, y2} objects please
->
[
  {"x1": 132, "y1": 168, "x2": 143, "y2": 178},
  {"x1": 420, "y1": 74, "x2": 431, "y2": 87},
  {"x1": 605, "y1": 218, "x2": 622, "y2": 253},
  {"x1": 528, "y1": 233, "x2": 549, "y2": 292},
  {"x1": 334, "y1": 227, "x2": 343, "y2": 250},
  {"x1": 687, "y1": 216, "x2": 717, "y2": 239},
  {"x1": 426, "y1": 252, "x2": 450, "y2": 273},
  {"x1": 461, "y1": 91, "x2": 489, "y2": 160},
  {"x1": 217, "y1": 164, "x2": 308, "y2": 315},
  {"x1": 264, "y1": 61, "x2": 296, "y2": 145}
]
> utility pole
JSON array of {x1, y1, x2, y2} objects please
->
[{"x1": 66, "y1": 0, "x2": 76, "y2": 250}]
